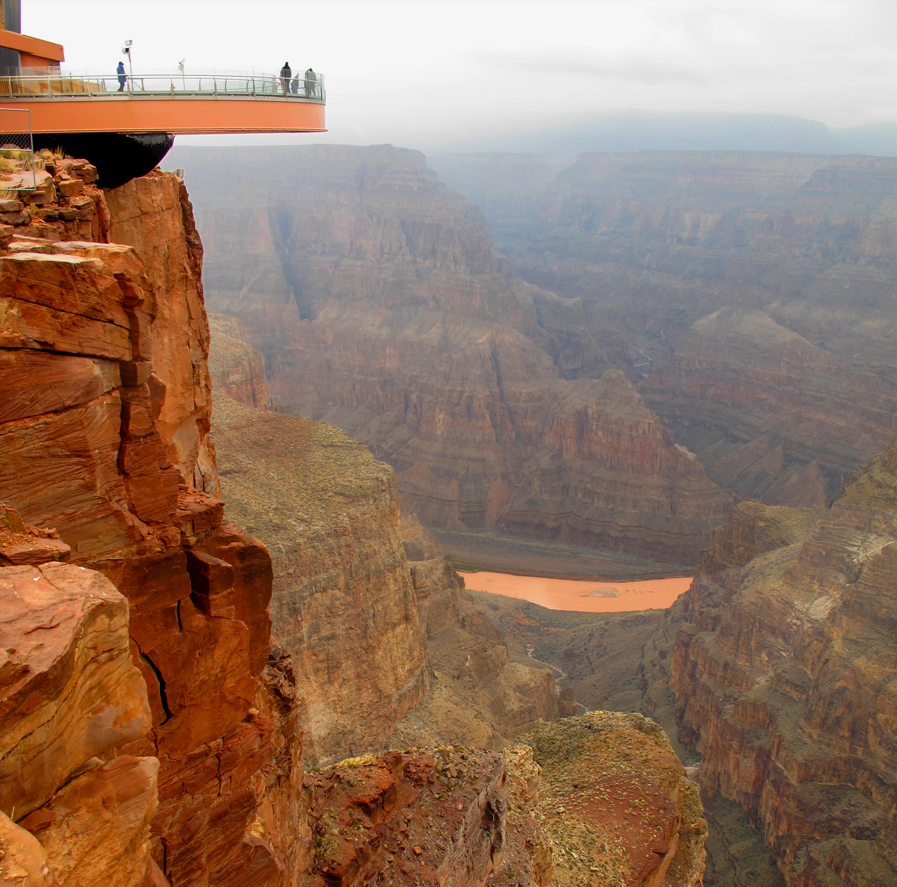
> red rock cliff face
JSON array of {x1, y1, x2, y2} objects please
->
[
  {"x1": 105, "y1": 172, "x2": 219, "y2": 493},
  {"x1": 669, "y1": 435, "x2": 897, "y2": 886},
  {"x1": 0, "y1": 161, "x2": 297, "y2": 887},
  {"x1": 174, "y1": 144, "x2": 732, "y2": 568},
  {"x1": 430, "y1": 151, "x2": 897, "y2": 506}
]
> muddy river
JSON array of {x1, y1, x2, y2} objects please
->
[{"x1": 460, "y1": 571, "x2": 693, "y2": 613}]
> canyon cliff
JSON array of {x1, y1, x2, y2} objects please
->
[
  {"x1": 430, "y1": 151, "x2": 896, "y2": 506},
  {"x1": 669, "y1": 433, "x2": 897, "y2": 886},
  {"x1": 0, "y1": 159, "x2": 298, "y2": 887},
  {"x1": 208, "y1": 314, "x2": 272, "y2": 410},
  {"x1": 173, "y1": 144, "x2": 733, "y2": 571},
  {"x1": 208, "y1": 384, "x2": 560, "y2": 761}
]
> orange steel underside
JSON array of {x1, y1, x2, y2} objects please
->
[
  {"x1": 0, "y1": 29, "x2": 64, "y2": 62},
  {"x1": 5, "y1": 95, "x2": 325, "y2": 134}
]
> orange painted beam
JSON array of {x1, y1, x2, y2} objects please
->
[
  {"x1": 2, "y1": 95, "x2": 325, "y2": 135},
  {"x1": 0, "y1": 30, "x2": 64, "y2": 62}
]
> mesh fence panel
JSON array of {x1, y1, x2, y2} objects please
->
[{"x1": 0, "y1": 107, "x2": 34, "y2": 190}]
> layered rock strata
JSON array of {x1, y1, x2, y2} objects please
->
[
  {"x1": 0, "y1": 159, "x2": 294, "y2": 886},
  {"x1": 639, "y1": 307, "x2": 895, "y2": 503},
  {"x1": 430, "y1": 150, "x2": 897, "y2": 506},
  {"x1": 210, "y1": 391, "x2": 559, "y2": 760},
  {"x1": 210, "y1": 394, "x2": 429, "y2": 763},
  {"x1": 0, "y1": 562, "x2": 156, "y2": 887},
  {"x1": 208, "y1": 313, "x2": 272, "y2": 409},
  {"x1": 175, "y1": 144, "x2": 733, "y2": 568},
  {"x1": 670, "y1": 435, "x2": 897, "y2": 885}
]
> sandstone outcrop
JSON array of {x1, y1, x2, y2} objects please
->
[
  {"x1": 0, "y1": 158, "x2": 293, "y2": 886},
  {"x1": 0, "y1": 505, "x2": 70, "y2": 566},
  {"x1": 519, "y1": 712, "x2": 706, "y2": 887},
  {"x1": 669, "y1": 434, "x2": 897, "y2": 885},
  {"x1": 20, "y1": 756, "x2": 160, "y2": 887},
  {"x1": 296, "y1": 715, "x2": 705, "y2": 887},
  {"x1": 106, "y1": 170, "x2": 217, "y2": 492},
  {"x1": 175, "y1": 144, "x2": 733, "y2": 570},
  {"x1": 0, "y1": 561, "x2": 157, "y2": 887},
  {"x1": 0, "y1": 812, "x2": 61, "y2": 887},
  {"x1": 300, "y1": 748, "x2": 513, "y2": 887},
  {"x1": 433, "y1": 150, "x2": 896, "y2": 506}
]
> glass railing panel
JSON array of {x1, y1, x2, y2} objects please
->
[{"x1": 0, "y1": 71, "x2": 325, "y2": 101}]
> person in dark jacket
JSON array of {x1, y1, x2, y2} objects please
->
[
  {"x1": 304, "y1": 67, "x2": 317, "y2": 98},
  {"x1": 280, "y1": 62, "x2": 291, "y2": 95},
  {"x1": 117, "y1": 60, "x2": 127, "y2": 92}
]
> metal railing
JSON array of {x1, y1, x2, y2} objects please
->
[{"x1": 0, "y1": 70, "x2": 326, "y2": 102}]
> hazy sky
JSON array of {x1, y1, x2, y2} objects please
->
[{"x1": 27, "y1": 0, "x2": 897, "y2": 150}]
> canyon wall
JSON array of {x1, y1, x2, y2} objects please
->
[
  {"x1": 210, "y1": 394, "x2": 431, "y2": 763},
  {"x1": 173, "y1": 144, "x2": 733, "y2": 570},
  {"x1": 0, "y1": 160, "x2": 299, "y2": 887},
  {"x1": 668, "y1": 434, "x2": 897, "y2": 886},
  {"x1": 429, "y1": 151, "x2": 896, "y2": 506},
  {"x1": 544, "y1": 433, "x2": 897, "y2": 887},
  {"x1": 208, "y1": 314, "x2": 272, "y2": 409},
  {"x1": 209, "y1": 387, "x2": 561, "y2": 761}
]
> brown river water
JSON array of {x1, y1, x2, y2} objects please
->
[{"x1": 460, "y1": 571, "x2": 693, "y2": 613}]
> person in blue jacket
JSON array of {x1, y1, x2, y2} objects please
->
[{"x1": 117, "y1": 60, "x2": 127, "y2": 92}]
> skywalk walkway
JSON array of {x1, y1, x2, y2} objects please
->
[{"x1": 0, "y1": 70, "x2": 326, "y2": 134}]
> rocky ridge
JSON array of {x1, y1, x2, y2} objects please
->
[
  {"x1": 519, "y1": 712, "x2": 706, "y2": 887},
  {"x1": 295, "y1": 713, "x2": 706, "y2": 887}
]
